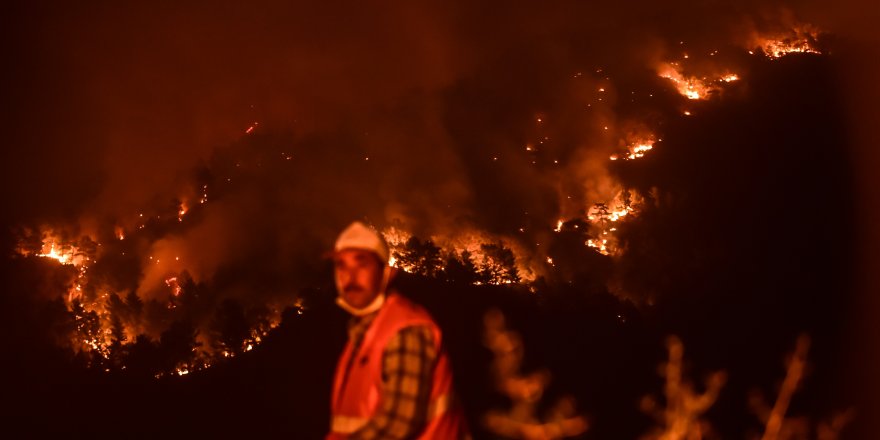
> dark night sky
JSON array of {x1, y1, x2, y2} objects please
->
[
  {"x1": 1, "y1": 0, "x2": 848, "y2": 225},
  {"x1": 2, "y1": 0, "x2": 880, "y2": 436}
]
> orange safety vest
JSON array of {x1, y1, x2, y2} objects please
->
[{"x1": 327, "y1": 293, "x2": 467, "y2": 439}]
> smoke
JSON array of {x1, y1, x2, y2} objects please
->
[{"x1": 3, "y1": 1, "x2": 832, "y2": 304}]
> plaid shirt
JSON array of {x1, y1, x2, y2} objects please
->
[{"x1": 344, "y1": 312, "x2": 437, "y2": 440}]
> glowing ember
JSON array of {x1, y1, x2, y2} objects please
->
[
  {"x1": 165, "y1": 276, "x2": 183, "y2": 296},
  {"x1": 177, "y1": 201, "x2": 189, "y2": 221}
]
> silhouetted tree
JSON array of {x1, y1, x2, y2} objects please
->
[
  {"x1": 108, "y1": 313, "x2": 127, "y2": 369},
  {"x1": 245, "y1": 304, "x2": 273, "y2": 346},
  {"x1": 107, "y1": 293, "x2": 127, "y2": 321},
  {"x1": 125, "y1": 291, "x2": 144, "y2": 334},
  {"x1": 125, "y1": 334, "x2": 161, "y2": 377},
  {"x1": 159, "y1": 320, "x2": 200, "y2": 373},
  {"x1": 591, "y1": 202, "x2": 610, "y2": 222},
  {"x1": 212, "y1": 298, "x2": 250, "y2": 356},
  {"x1": 480, "y1": 243, "x2": 520, "y2": 285},
  {"x1": 395, "y1": 236, "x2": 443, "y2": 278},
  {"x1": 443, "y1": 250, "x2": 481, "y2": 285}
]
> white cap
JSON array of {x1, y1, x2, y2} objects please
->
[{"x1": 334, "y1": 221, "x2": 390, "y2": 264}]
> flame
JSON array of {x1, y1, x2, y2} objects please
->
[
  {"x1": 657, "y1": 63, "x2": 739, "y2": 101},
  {"x1": 612, "y1": 137, "x2": 656, "y2": 161},
  {"x1": 33, "y1": 236, "x2": 92, "y2": 303},
  {"x1": 546, "y1": 188, "x2": 636, "y2": 258},
  {"x1": 18, "y1": 226, "x2": 294, "y2": 377},
  {"x1": 38, "y1": 243, "x2": 74, "y2": 265},
  {"x1": 579, "y1": 190, "x2": 644, "y2": 257},
  {"x1": 586, "y1": 238, "x2": 609, "y2": 255},
  {"x1": 28, "y1": 232, "x2": 118, "y2": 357},
  {"x1": 753, "y1": 26, "x2": 821, "y2": 59}
]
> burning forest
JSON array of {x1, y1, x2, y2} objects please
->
[{"x1": 2, "y1": 1, "x2": 876, "y2": 438}]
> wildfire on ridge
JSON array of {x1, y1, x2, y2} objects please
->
[
  {"x1": 19, "y1": 224, "x2": 289, "y2": 378},
  {"x1": 751, "y1": 25, "x2": 822, "y2": 59},
  {"x1": 27, "y1": 232, "x2": 114, "y2": 353},
  {"x1": 582, "y1": 190, "x2": 643, "y2": 257},
  {"x1": 552, "y1": 189, "x2": 640, "y2": 258},
  {"x1": 32, "y1": 236, "x2": 92, "y2": 304}
]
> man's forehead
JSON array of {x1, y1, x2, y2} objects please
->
[{"x1": 333, "y1": 248, "x2": 379, "y2": 263}]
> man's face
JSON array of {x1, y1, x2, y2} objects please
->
[{"x1": 334, "y1": 248, "x2": 384, "y2": 309}]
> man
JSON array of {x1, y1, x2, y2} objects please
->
[{"x1": 327, "y1": 221, "x2": 468, "y2": 440}]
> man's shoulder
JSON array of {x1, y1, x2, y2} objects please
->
[
  {"x1": 385, "y1": 293, "x2": 436, "y2": 323},
  {"x1": 372, "y1": 293, "x2": 442, "y2": 344}
]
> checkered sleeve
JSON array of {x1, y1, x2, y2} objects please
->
[{"x1": 348, "y1": 325, "x2": 437, "y2": 440}]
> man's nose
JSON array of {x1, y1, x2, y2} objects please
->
[{"x1": 337, "y1": 268, "x2": 355, "y2": 282}]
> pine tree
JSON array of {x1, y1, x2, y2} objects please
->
[
  {"x1": 212, "y1": 299, "x2": 250, "y2": 357},
  {"x1": 479, "y1": 243, "x2": 520, "y2": 285},
  {"x1": 125, "y1": 334, "x2": 161, "y2": 377},
  {"x1": 443, "y1": 250, "x2": 480, "y2": 285},
  {"x1": 125, "y1": 291, "x2": 144, "y2": 334},
  {"x1": 108, "y1": 313, "x2": 127, "y2": 369},
  {"x1": 395, "y1": 236, "x2": 443, "y2": 278},
  {"x1": 159, "y1": 320, "x2": 200, "y2": 374}
]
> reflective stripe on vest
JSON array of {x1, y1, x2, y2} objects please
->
[
  {"x1": 331, "y1": 415, "x2": 369, "y2": 434},
  {"x1": 428, "y1": 392, "x2": 451, "y2": 420},
  {"x1": 331, "y1": 393, "x2": 452, "y2": 434}
]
